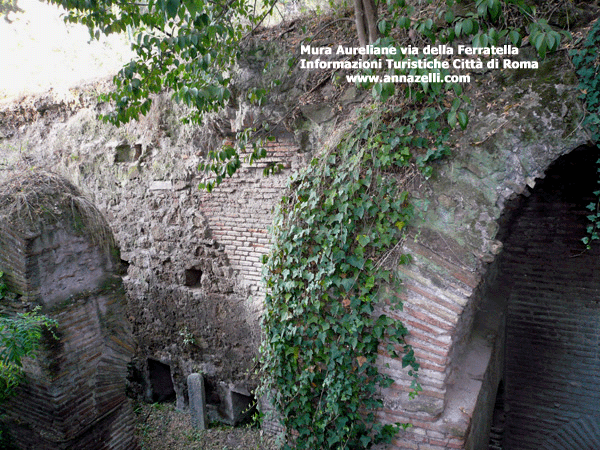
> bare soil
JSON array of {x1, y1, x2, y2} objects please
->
[{"x1": 135, "y1": 403, "x2": 280, "y2": 450}]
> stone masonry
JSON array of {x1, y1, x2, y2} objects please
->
[{"x1": 0, "y1": 40, "x2": 595, "y2": 449}]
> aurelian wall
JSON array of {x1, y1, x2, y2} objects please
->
[
  {"x1": 0, "y1": 173, "x2": 137, "y2": 449},
  {"x1": 0, "y1": 40, "x2": 323, "y2": 404},
  {"x1": 497, "y1": 146, "x2": 600, "y2": 450},
  {"x1": 0, "y1": 41, "x2": 594, "y2": 450},
  {"x1": 0, "y1": 35, "x2": 357, "y2": 407}
]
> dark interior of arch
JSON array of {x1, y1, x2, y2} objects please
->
[{"x1": 487, "y1": 145, "x2": 600, "y2": 450}]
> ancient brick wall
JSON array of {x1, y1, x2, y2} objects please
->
[
  {"x1": 118, "y1": 135, "x2": 306, "y2": 406},
  {"x1": 0, "y1": 173, "x2": 137, "y2": 449},
  {"x1": 497, "y1": 146, "x2": 600, "y2": 450},
  {"x1": 0, "y1": 80, "x2": 311, "y2": 409},
  {"x1": 358, "y1": 52, "x2": 591, "y2": 449},
  {"x1": 0, "y1": 47, "x2": 594, "y2": 449}
]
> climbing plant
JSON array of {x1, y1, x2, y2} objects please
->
[
  {"x1": 260, "y1": 109, "x2": 424, "y2": 450},
  {"x1": 571, "y1": 18, "x2": 600, "y2": 248},
  {"x1": 259, "y1": 0, "x2": 570, "y2": 448}
]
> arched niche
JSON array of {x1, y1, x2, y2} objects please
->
[{"x1": 478, "y1": 144, "x2": 600, "y2": 449}]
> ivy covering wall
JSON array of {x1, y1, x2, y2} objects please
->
[{"x1": 258, "y1": 0, "x2": 578, "y2": 448}]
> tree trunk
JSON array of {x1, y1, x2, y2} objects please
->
[
  {"x1": 362, "y1": 0, "x2": 378, "y2": 44},
  {"x1": 354, "y1": 0, "x2": 379, "y2": 46},
  {"x1": 354, "y1": 0, "x2": 368, "y2": 47}
]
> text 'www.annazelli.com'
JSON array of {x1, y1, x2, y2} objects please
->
[{"x1": 345, "y1": 73, "x2": 471, "y2": 84}]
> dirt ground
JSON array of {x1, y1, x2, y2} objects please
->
[{"x1": 135, "y1": 403, "x2": 280, "y2": 450}]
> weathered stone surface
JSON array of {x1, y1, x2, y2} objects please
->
[
  {"x1": 209, "y1": 382, "x2": 255, "y2": 426},
  {"x1": 0, "y1": 42, "x2": 593, "y2": 450},
  {"x1": 300, "y1": 103, "x2": 335, "y2": 123},
  {"x1": 188, "y1": 373, "x2": 208, "y2": 430},
  {"x1": 0, "y1": 76, "x2": 310, "y2": 408}
]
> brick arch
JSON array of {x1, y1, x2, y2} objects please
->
[
  {"x1": 0, "y1": 49, "x2": 591, "y2": 450},
  {"x1": 373, "y1": 66, "x2": 591, "y2": 447},
  {"x1": 539, "y1": 414, "x2": 600, "y2": 450},
  {"x1": 384, "y1": 141, "x2": 600, "y2": 450},
  {"x1": 491, "y1": 145, "x2": 600, "y2": 449},
  {"x1": 0, "y1": 171, "x2": 138, "y2": 450}
]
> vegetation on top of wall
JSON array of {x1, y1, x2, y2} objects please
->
[
  {"x1": 571, "y1": 18, "x2": 600, "y2": 248},
  {"x1": 0, "y1": 171, "x2": 114, "y2": 251},
  {"x1": 43, "y1": 0, "x2": 281, "y2": 191}
]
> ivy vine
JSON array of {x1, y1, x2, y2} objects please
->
[
  {"x1": 260, "y1": 110, "x2": 421, "y2": 450},
  {"x1": 571, "y1": 19, "x2": 600, "y2": 248},
  {"x1": 259, "y1": 1, "x2": 570, "y2": 448}
]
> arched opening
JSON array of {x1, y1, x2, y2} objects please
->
[{"x1": 486, "y1": 145, "x2": 600, "y2": 449}]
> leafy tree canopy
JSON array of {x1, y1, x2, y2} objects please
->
[{"x1": 46, "y1": 0, "x2": 276, "y2": 126}]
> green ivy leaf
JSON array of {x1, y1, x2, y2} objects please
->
[{"x1": 457, "y1": 110, "x2": 469, "y2": 129}]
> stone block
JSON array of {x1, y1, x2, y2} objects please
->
[
  {"x1": 214, "y1": 382, "x2": 254, "y2": 425},
  {"x1": 188, "y1": 373, "x2": 207, "y2": 430},
  {"x1": 149, "y1": 180, "x2": 172, "y2": 190}
]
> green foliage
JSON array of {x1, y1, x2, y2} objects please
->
[
  {"x1": 0, "y1": 273, "x2": 57, "y2": 403},
  {"x1": 259, "y1": 1, "x2": 576, "y2": 448},
  {"x1": 572, "y1": 19, "x2": 600, "y2": 248},
  {"x1": 259, "y1": 56, "x2": 465, "y2": 445},
  {"x1": 259, "y1": 110, "x2": 425, "y2": 449},
  {"x1": 571, "y1": 19, "x2": 600, "y2": 144},
  {"x1": 0, "y1": 273, "x2": 6, "y2": 302},
  {"x1": 199, "y1": 126, "x2": 273, "y2": 192},
  {"x1": 46, "y1": 0, "x2": 274, "y2": 126},
  {"x1": 48, "y1": 0, "x2": 567, "y2": 193},
  {"x1": 384, "y1": 0, "x2": 567, "y2": 60}
]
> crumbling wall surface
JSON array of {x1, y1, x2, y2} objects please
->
[
  {"x1": 0, "y1": 37, "x2": 357, "y2": 403},
  {"x1": 0, "y1": 44, "x2": 591, "y2": 449},
  {"x1": 0, "y1": 172, "x2": 137, "y2": 450},
  {"x1": 0, "y1": 39, "x2": 321, "y2": 400}
]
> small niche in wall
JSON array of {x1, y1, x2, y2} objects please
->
[
  {"x1": 148, "y1": 359, "x2": 176, "y2": 403},
  {"x1": 114, "y1": 144, "x2": 133, "y2": 163},
  {"x1": 114, "y1": 143, "x2": 142, "y2": 163},
  {"x1": 184, "y1": 268, "x2": 202, "y2": 287},
  {"x1": 119, "y1": 258, "x2": 130, "y2": 276}
]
